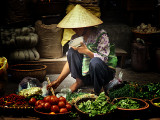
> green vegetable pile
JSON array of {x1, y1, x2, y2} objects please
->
[
  {"x1": 78, "y1": 92, "x2": 117, "y2": 117},
  {"x1": 108, "y1": 82, "x2": 160, "y2": 100},
  {"x1": 115, "y1": 98, "x2": 140, "y2": 109}
]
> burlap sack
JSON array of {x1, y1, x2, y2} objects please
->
[{"x1": 35, "y1": 20, "x2": 63, "y2": 58}]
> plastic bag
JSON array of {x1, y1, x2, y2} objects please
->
[
  {"x1": 18, "y1": 76, "x2": 42, "y2": 92},
  {"x1": 104, "y1": 71, "x2": 123, "y2": 92},
  {"x1": 41, "y1": 81, "x2": 49, "y2": 97}
]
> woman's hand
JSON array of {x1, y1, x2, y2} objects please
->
[
  {"x1": 72, "y1": 42, "x2": 88, "y2": 54},
  {"x1": 72, "y1": 42, "x2": 94, "y2": 58},
  {"x1": 47, "y1": 79, "x2": 60, "y2": 90}
]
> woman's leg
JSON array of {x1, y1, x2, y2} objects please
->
[
  {"x1": 67, "y1": 48, "x2": 84, "y2": 92},
  {"x1": 89, "y1": 57, "x2": 115, "y2": 94}
]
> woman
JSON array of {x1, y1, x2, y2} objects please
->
[{"x1": 47, "y1": 4, "x2": 117, "y2": 95}]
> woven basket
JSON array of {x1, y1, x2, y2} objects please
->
[{"x1": 8, "y1": 64, "x2": 47, "y2": 83}]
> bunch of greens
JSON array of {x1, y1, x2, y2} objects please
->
[
  {"x1": 78, "y1": 92, "x2": 117, "y2": 117},
  {"x1": 134, "y1": 82, "x2": 160, "y2": 99},
  {"x1": 108, "y1": 82, "x2": 160, "y2": 100},
  {"x1": 115, "y1": 98, "x2": 140, "y2": 109},
  {"x1": 108, "y1": 83, "x2": 136, "y2": 100}
]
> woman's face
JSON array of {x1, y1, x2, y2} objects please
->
[{"x1": 72, "y1": 28, "x2": 85, "y2": 36}]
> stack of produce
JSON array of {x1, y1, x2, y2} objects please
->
[
  {"x1": 108, "y1": 82, "x2": 160, "y2": 100},
  {"x1": 133, "y1": 23, "x2": 160, "y2": 34},
  {"x1": 31, "y1": 95, "x2": 72, "y2": 114},
  {"x1": 1, "y1": 27, "x2": 40, "y2": 61},
  {"x1": 0, "y1": 94, "x2": 30, "y2": 108},
  {"x1": 77, "y1": 92, "x2": 117, "y2": 117}
]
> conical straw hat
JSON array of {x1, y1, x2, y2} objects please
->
[{"x1": 57, "y1": 4, "x2": 103, "y2": 28}]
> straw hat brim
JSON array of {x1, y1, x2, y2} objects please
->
[{"x1": 57, "y1": 4, "x2": 103, "y2": 28}]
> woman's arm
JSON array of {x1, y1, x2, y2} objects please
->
[{"x1": 47, "y1": 61, "x2": 70, "y2": 89}]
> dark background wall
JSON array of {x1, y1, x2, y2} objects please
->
[{"x1": 0, "y1": 0, "x2": 160, "y2": 57}]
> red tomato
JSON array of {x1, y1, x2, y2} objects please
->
[
  {"x1": 35, "y1": 100, "x2": 44, "y2": 106},
  {"x1": 58, "y1": 96, "x2": 66, "y2": 103},
  {"x1": 43, "y1": 102, "x2": 51, "y2": 110},
  {"x1": 43, "y1": 96, "x2": 51, "y2": 103},
  {"x1": 66, "y1": 103, "x2": 72, "y2": 111},
  {"x1": 60, "y1": 108, "x2": 68, "y2": 113},
  {"x1": 40, "y1": 102, "x2": 45, "y2": 107},
  {"x1": 51, "y1": 105, "x2": 59, "y2": 113},
  {"x1": 35, "y1": 104, "x2": 43, "y2": 111},
  {"x1": 58, "y1": 101, "x2": 66, "y2": 108},
  {"x1": 50, "y1": 96, "x2": 59, "y2": 105},
  {"x1": 29, "y1": 98, "x2": 37, "y2": 106}
]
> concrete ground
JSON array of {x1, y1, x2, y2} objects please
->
[
  {"x1": 1, "y1": 66, "x2": 160, "y2": 96},
  {"x1": 47, "y1": 67, "x2": 160, "y2": 93}
]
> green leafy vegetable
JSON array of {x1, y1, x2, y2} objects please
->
[
  {"x1": 115, "y1": 98, "x2": 140, "y2": 109},
  {"x1": 78, "y1": 92, "x2": 117, "y2": 117},
  {"x1": 108, "y1": 82, "x2": 160, "y2": 100}
]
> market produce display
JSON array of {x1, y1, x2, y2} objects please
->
[
  {"x1": 66, "y1": 92, "x2": 97, "y2": 105},
  {"x1": 18, "y1": 87, "x2": 42, "y2": 98},
  {"x1": 76, "y1": 92, "x2": 116, "y2": 117},
  {"x1": 115, "y1": 98, "x2": 140, "y2": 109},
  {"x1": 108, "y1": 82, "x2": 160, "y2": 100},
  {"x1": 0, "y1": 94, "x2": 31, "y2": 108},
  {"x1": 133, "y1": 23, "x2": 160, "y2": 34},
  {"x1": 34, "y1": 95, "x2": 72, "y2": 114}
]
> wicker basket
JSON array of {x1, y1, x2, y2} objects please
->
[{"x1": 8, "y1": 64, "x2": 47, "y2": 83}]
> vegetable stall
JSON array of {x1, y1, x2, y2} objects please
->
[{"x1": 0, "y1": 81, "x2": 160, "y2": 120}]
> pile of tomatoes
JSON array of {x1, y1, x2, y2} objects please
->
[
  {"x1": 0, "y1": 94, "x2": 27, "y2": 106},
  {"x1": 29, "y1": 95, "x2": 72, "y2": 114}
]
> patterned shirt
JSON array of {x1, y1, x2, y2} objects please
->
[{"x1": 71, "y1": 27, "x2": 110, "y2": 64}]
